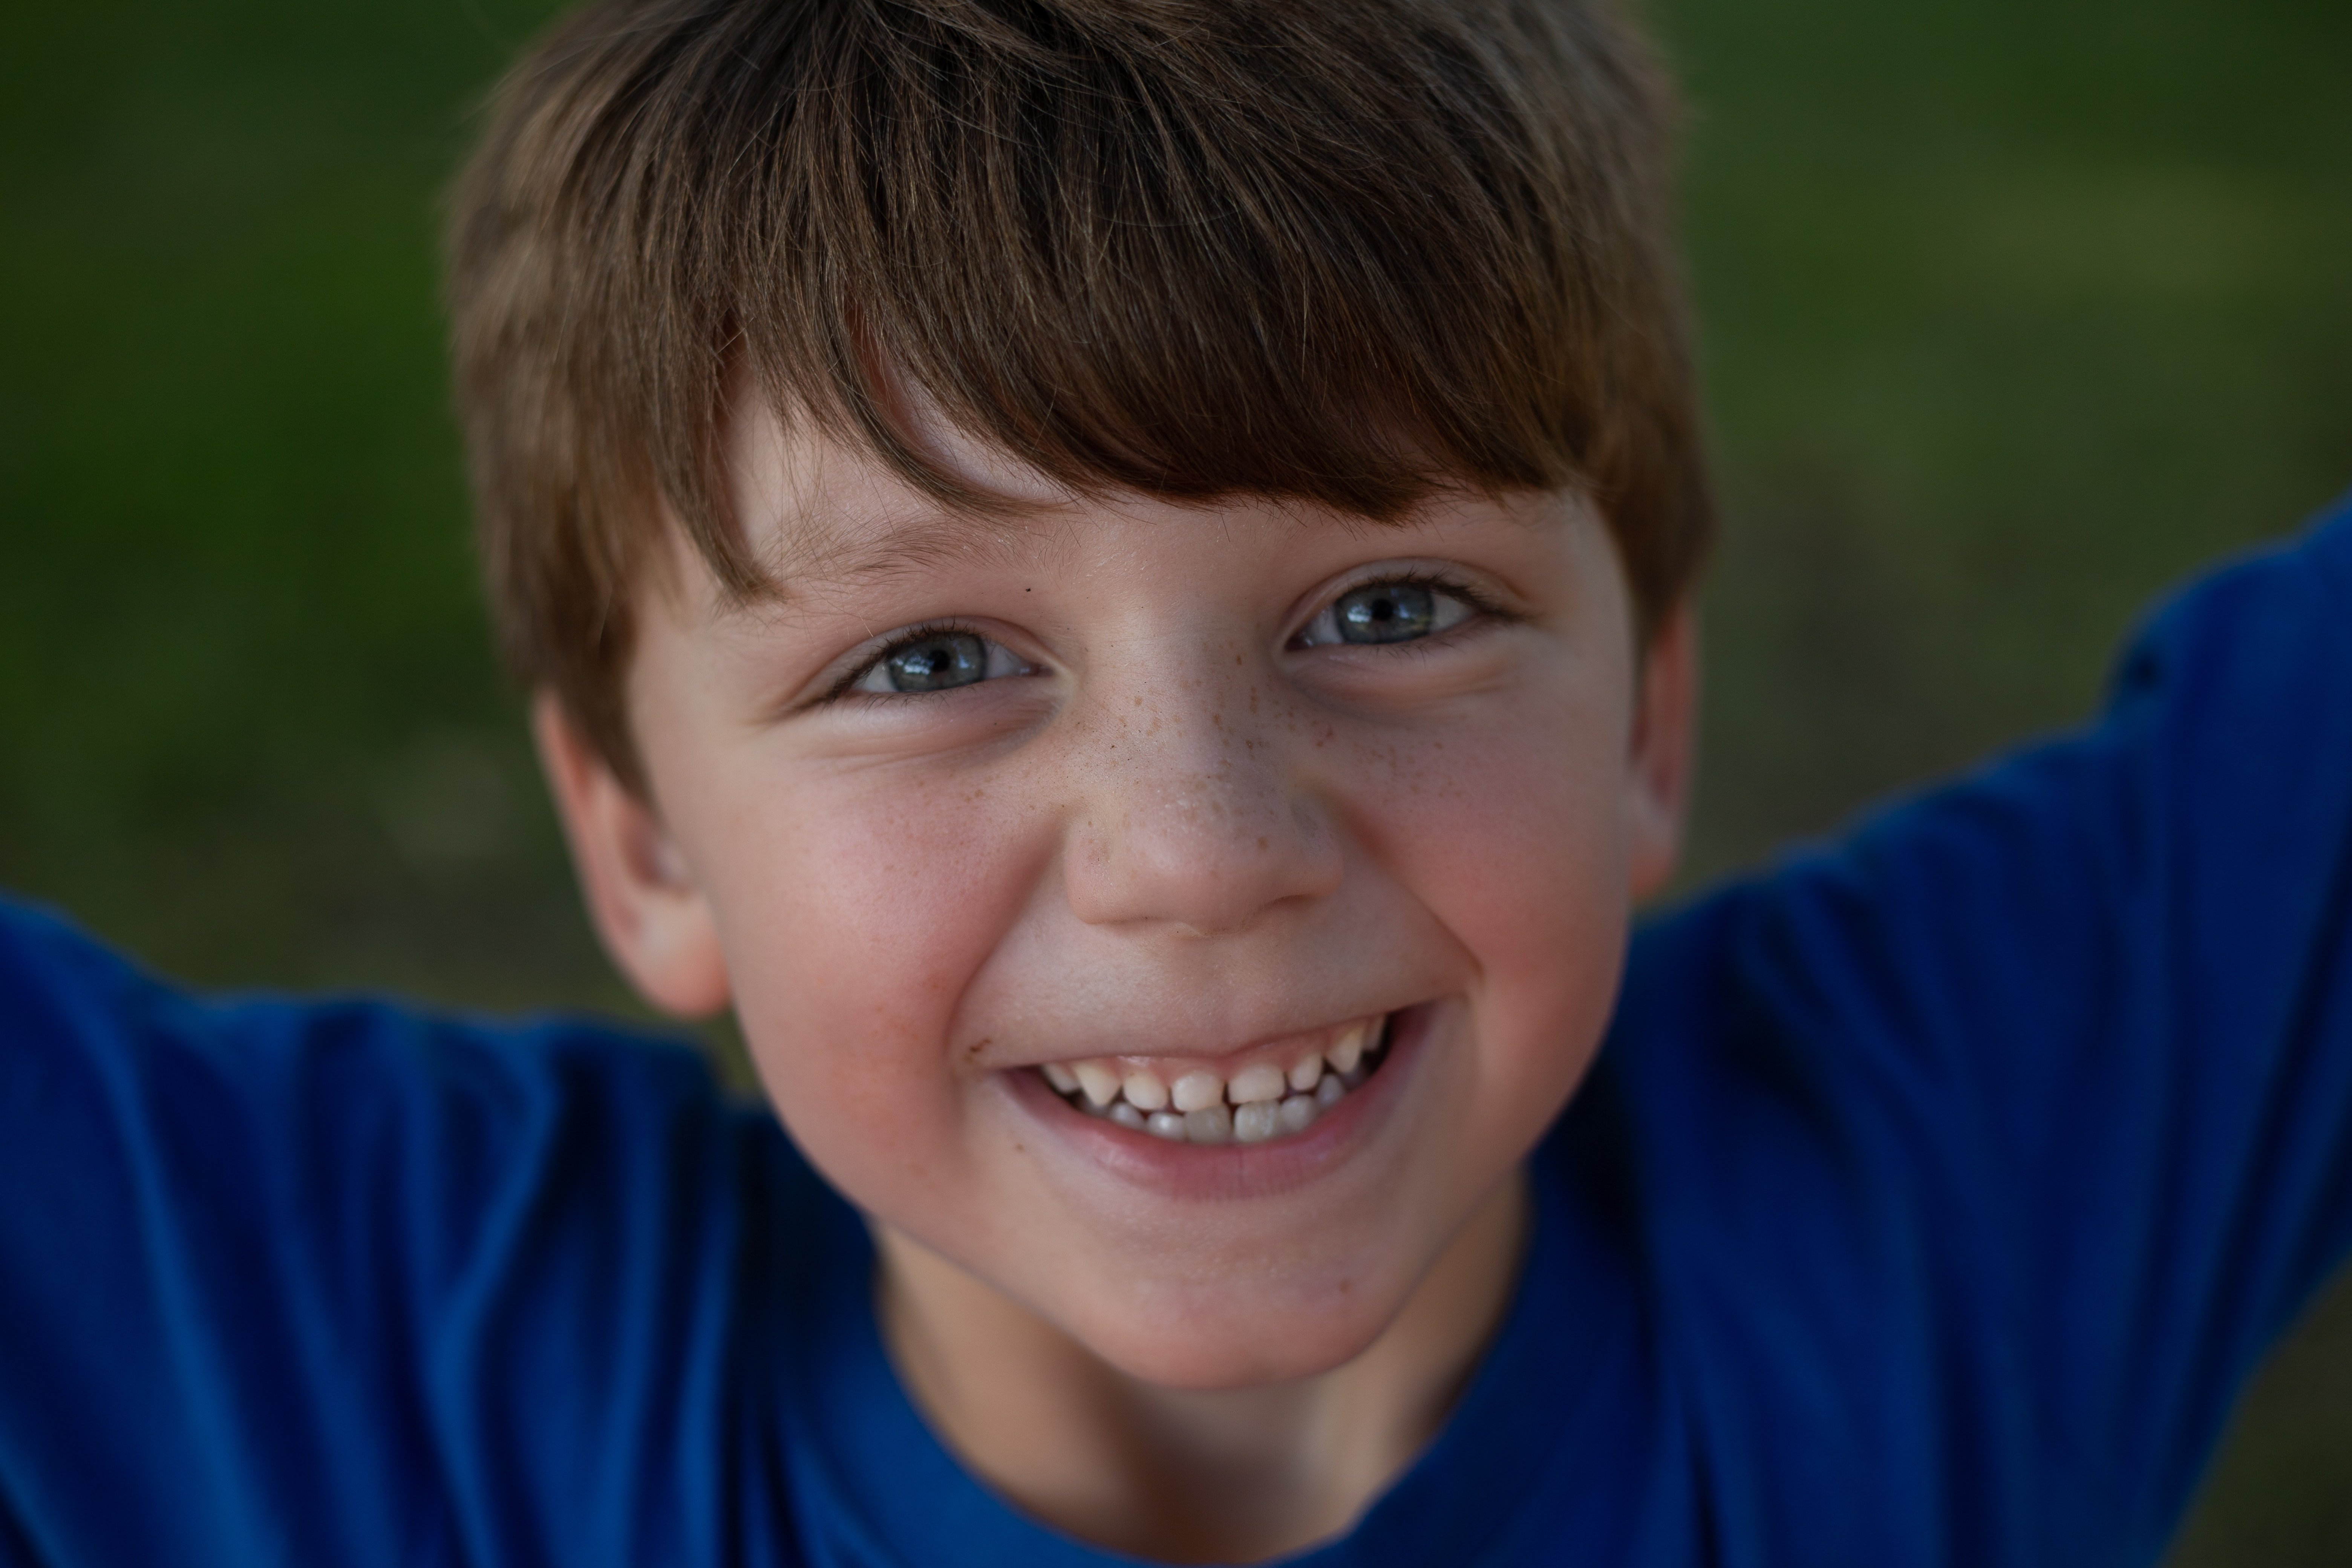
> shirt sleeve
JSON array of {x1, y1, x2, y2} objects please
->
[
  {"x1": 1602, "y1": 490, "x2": 2352, "y2": 1565},
  {"x1": 0, "y1": 902, "x2": 755, "y2": 1568}
]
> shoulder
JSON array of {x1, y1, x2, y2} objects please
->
[
  {"x1": 0, "y1": 894, "x2": 736, "y2": 1196},
  {"x1": 0, "y1": 892, "x2": 775, "y2": 1302},
  {"x1": 0, "y1": 894, "x2": 847, "y2": 1562},
  {"x1": 1592, "y1": 490, "x2": 2352, "y2": 1234},
  {"x1": 1558, "y1": 488, "x2": 2352, "y2": 1559}
]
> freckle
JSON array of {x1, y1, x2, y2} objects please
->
[{"x1": 1256, "y1": 836, "x2": 1268, "y2": 850}]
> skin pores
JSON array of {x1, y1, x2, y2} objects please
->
[{"x1": 539, "y1": 402, "x2": 1693, "y2": 1544}]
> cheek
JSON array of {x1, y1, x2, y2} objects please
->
[
  {"x1": 687, "y1": 758, "x2": 1049, "y2": 1170},
  {"x1": 1343, "y1": 693, "x2": 1632, "y2": 1111}
]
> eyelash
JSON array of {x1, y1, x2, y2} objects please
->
[
  {"x1": 819, "y1": 572, "x2": 1505, "y2": 705},
  {"x1": 821, "y1": 620, "x2": 998, "y2": 705},
  {"x1": 1289, "y1": 571, "x2": 1504, "y2": 649}
]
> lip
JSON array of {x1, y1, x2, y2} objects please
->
[
  {"x1": 1001, "y1": 1014, "x2": 1381, "y2": 1080},
  {"x1": 997, "y1": 1004, "x2": 1430, "y2": 1202}
]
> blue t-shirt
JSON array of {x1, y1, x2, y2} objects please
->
[{"x1": 4, "y1": 496, "x2": 2351, "y2": 1566}]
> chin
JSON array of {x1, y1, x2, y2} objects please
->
[{"x1": 1057, "y1": 1269, "x2": 1412, "y2": 1391}]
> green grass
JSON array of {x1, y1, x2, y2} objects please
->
[{"x1": 2, "y1": 0, "x2": 2348, "y2": 1554}]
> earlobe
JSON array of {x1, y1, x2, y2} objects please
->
[
  {"x1": 531, "y1": 692, "x2": 733, "y2": 1017},
  {"x1": 1624, "y1": 606, "x2": 1700, "y2": 902}
]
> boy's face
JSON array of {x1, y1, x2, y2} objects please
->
[{"x1": 545, "y1": 404, "x2": 1694, "y2": 1390}]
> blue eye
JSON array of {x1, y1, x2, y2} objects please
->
[
  {"x1": 1297, "y1": 578, "x2": 1475, "y2": 648},
  {"x1": 1337, "y1": 583, "x2": 1437, "y2": 643},
  {"x1": 880, "y1": 632, "x2": 986, "y2": 691},
  {"x1": 849, "y1": 628, "x2": 1031, "y2": 695}
]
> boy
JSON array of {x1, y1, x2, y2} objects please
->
[{"x1": 2, "y1": 2, "x2": 2348, "y2": 1566}]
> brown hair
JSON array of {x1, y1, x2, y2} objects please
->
[{"x1": 447, "y1": 0, "x2": 1713, "y2": 789}]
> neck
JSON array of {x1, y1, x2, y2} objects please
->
[{"x1": 872, "y1": 1171, "x2": 1531, "y2": 1564}]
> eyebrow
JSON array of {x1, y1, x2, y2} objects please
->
[{"x1": 720, "y1": 499, "x2": 1068, "y2": 619}]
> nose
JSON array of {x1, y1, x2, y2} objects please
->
[{"x1": 1062, "y1": 662, "x2": 1343, "y2": 936}]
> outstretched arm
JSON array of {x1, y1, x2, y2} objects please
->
[{"x1": 1602, "y1": 488, "x2": 2352, "y2": 1563}]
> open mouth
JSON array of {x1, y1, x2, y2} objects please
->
[{"x1": 1036, "y1": 1013, "x2": 1395, "y2": 1146}]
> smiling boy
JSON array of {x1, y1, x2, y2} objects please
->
[
  {"x1": 547, "y1": 423, "x2": 1680, "y2": 1556},
  {"x1": 452, "y1": 0, "x2": 1702, "y2": 1551},
  {"x1": 3, "y1": 0, "x2": 2351, "y2": 1564}
]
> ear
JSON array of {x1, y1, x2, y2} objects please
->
[
  {"x1": 531, "y1": 692, "x2": 732, "y2": 1017},
  {"x1": 1624, "y1": 604, "x2": 1700, "y2": 903}
]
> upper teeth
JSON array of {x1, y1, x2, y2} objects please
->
[{"x1": 1037, "y1": 1018, "x2": 1385, "y2": 1144}]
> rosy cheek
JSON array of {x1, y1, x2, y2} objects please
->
[
  {"x1": 1339, "y1": 699, "x2": 1629, "y2": 1080},
  {"x1": 1358, "y1": 693, "x2": 1620, "y2": 894},
  {"x1": 709, "y1": 764, "x2": 1043, "y2": 1110}
]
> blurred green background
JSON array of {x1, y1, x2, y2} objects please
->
[{"x1": 1, "y1": 0, "x2": 2347, "y2": 1557}]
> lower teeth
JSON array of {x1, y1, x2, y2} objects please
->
[{"x1": 1046, "y1": 1019, "x2": 1389, "y2": 1145}]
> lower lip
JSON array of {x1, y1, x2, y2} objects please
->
[{"x1": 998, "y1": 1006, "x2": 1429, "y2": 1202}]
